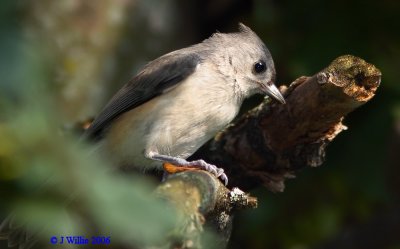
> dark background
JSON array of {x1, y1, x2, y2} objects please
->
[{"x1": 1, "y1": 0, "x2": 399, "y2": 248}]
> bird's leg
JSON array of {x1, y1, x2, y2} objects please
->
[{"x1": 147, "y1": 152, "x2": 228, "y2": 185}]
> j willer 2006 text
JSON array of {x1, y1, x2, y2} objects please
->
[{"x1": 50, "y1": 235, "x2": 111, "y2": 245}]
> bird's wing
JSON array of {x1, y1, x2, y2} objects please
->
[{"x1": 84, "y1": 52, "x2": 202, "y2": 140}]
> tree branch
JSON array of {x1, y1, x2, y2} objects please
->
[
  {"x1": 194, "y1": 54, "x2": 381, "y2": 192},
  {"x1": 155, "y1": 170, "x2": 257, "y2": 249}
]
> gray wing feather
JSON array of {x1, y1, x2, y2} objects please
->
[{"x1": 84, "y1": 52, "x2": 202, "y2": 140}]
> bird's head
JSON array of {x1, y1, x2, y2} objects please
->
[{"x1": 208, "y1": 23, "x2": 285, "y2": 104}]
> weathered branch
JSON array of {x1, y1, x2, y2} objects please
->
[
  {"x1": 193, "y1": 54, "x2": 381, "y2": 192},
  {"x1": 154, "y1": 171, "x2": 257, "y2": 249}
]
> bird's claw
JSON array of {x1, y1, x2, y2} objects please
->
[{"x1": 186, "y1": 159, "x2": 228, "y2": 185}]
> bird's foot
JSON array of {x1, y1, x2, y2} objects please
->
[
  {"x1": 163, "y1": 160, "x2": 228, "y2": 185},
  {"x1": 147, "y1": 152, "x2": 228, "y2": 185}
]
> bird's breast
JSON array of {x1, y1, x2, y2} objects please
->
[{"x1": 104, "y1": 62, "x2": 241, "y2": 169}]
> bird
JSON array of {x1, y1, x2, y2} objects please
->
[
  {"x1": 84, "y1": 23, "x2": 285, "y2": 185},
  {"x1": 0, "y1": 23, "x2": 285, "y2": 249}
]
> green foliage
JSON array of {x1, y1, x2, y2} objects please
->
[{"x1": 0, "y1": 6, "x2": 177, "y2": 248}]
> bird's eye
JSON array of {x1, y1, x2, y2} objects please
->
[{"x1": 253, "y1": 61, "x2": 266, "y2": 74}]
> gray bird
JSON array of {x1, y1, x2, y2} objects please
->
[
  {"x1": 0, "y1": 24, "x2": 285, "y2": 249},
  {"x1": 85, "y1": 23, "x2": 285, "y2": 184}
]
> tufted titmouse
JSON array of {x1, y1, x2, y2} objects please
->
[{"x1": 84, "y1": 23, "x2": 285, "y2": 185}]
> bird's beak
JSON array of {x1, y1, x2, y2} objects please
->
[{"x1": 260, "y1": 82, "x2": 286, "y2": 104}]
